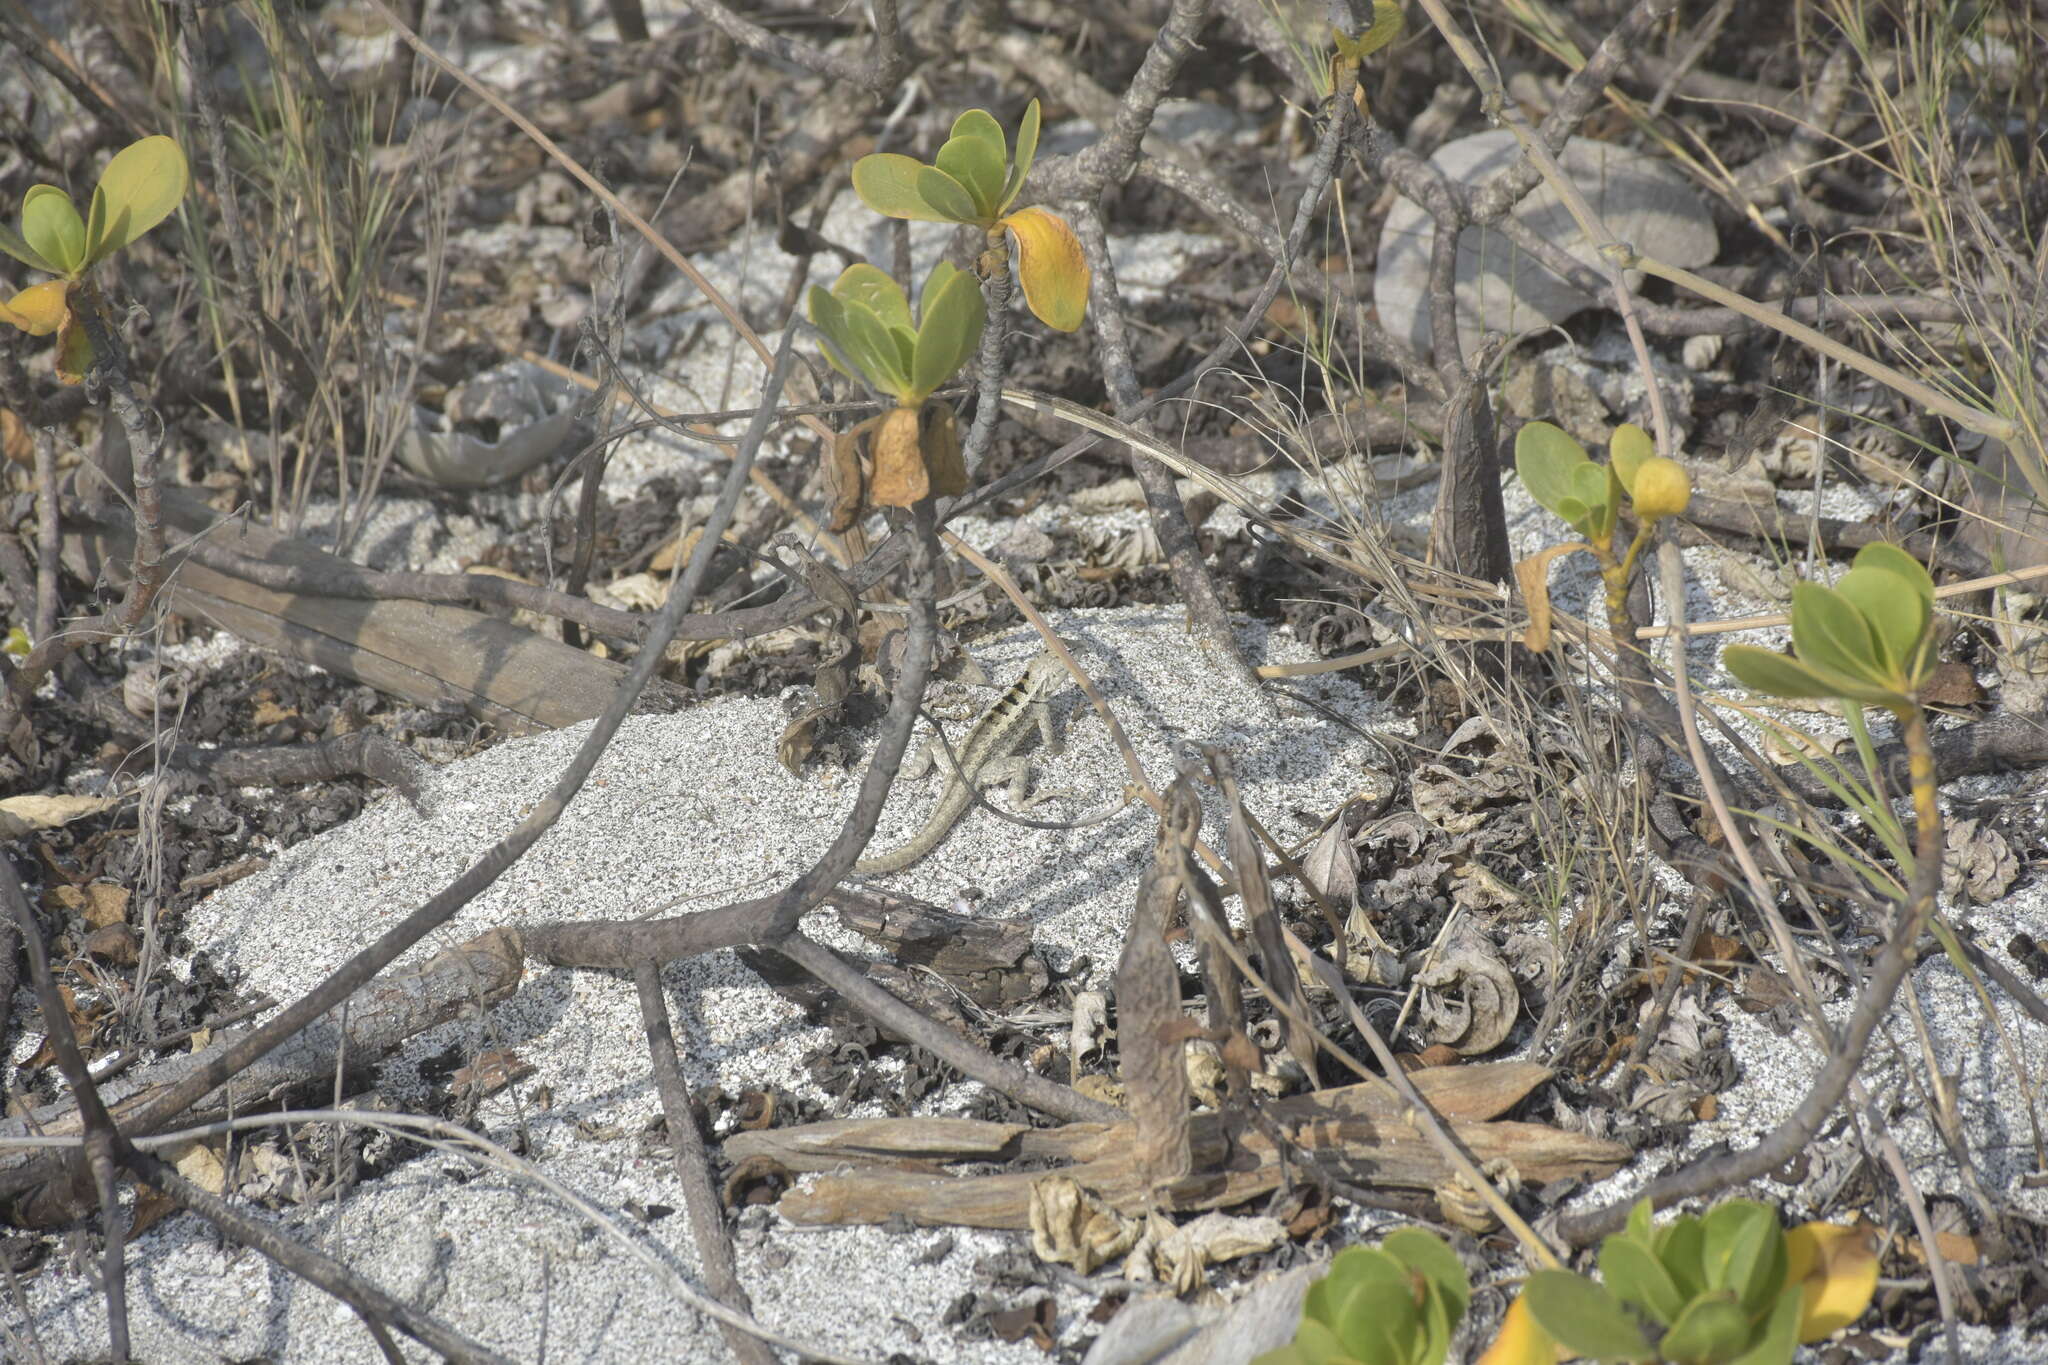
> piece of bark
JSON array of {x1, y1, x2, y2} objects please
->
[
  {"x1": 734, "y1": 943, "x2": 978, "y2": 1046},
  {"x1": 1117, "y1": 779, "x2": 1201, "y2": 1196},
  {"x1": 66, "y1": 488, "x2": 677, "y2": 734},
  {"x1": 724, "y1": 1062, "x2": 1621, "y2": 1230},
  {"x1": 833, "y1": 890, "x2": 1049, "y2": 1010}
]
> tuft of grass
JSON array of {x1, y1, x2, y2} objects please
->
[{"x1": 149, "y1": 0, "x2": 439, "y2": 546}]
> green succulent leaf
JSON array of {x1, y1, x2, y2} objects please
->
[
  {"x1": 1702, "y1": 1202, "x2": 1783, "y2": 1307},
  {"x1": 1601, "y1": 1237, "x2": 1687, "y2": 1327},
  {"x1": 1569, "y1": 461, "x2": 1615, "y2": 539},
  {"x1": 1834, "y1": 545, "x2": 1934, "y2": 687},
  {"x1": 852, "y1": 153, "x2": 956, "y2": 221},
  {"x1": 950, "y1": 107, "x2": 1007, "y2": 164},
  {"x1": 1659, "y1": 1291, "x2": 1753, "y2": 1365},
  {"x1": 1849, "y1": 541, "x2": 1935, "y2": 609},
  {"x1": 1247, "y1": 1343, "x2": 1320, "y2": 1365},
  {"x1": 936, "y1": 132, "x2": 1006, "y2": 220},
  {"x1": 1285, "y1": 1316, "x2": 1352, "y2": 1365},
  {"x1": 841, "y1": 298, "x2": 914, "y2": 401},
  {"x1": 1658, "y1": 1219, "x2": 1709, "y2": 1303},
  {"x1": 1610, "y1": 422, "x2": 1655, "y2": 495},
  {"x1": 1515, "y1": 420, "x2": 1590, "y2": 522},
  {"x1": 0, "y1": 215, "x2": 59, "y2": 274},
  {"x1": 21, "y1": 187, "x2": 86, "y2": 278},
  {"x1": 807, "y1": 284, "x2": 859, "y2": 382},
  {"x1": 913, "y1": 165, "x2": 982, "y2": 224},
  {"x1": 1383, "y1": 1227, "x2": 1470, "y2": 1324},
  {"x1": 911, "y1": 263, "x2": 985, "y2": 402},
  {"x1": 1522, "y1": 1271, "x2": 1656, "y2": 1362},
  {"x1": 1334, "y1": 1275, "x2": 1421, "y2": 1363},
  {"x1": 1729, "y1": 1283, "x2": 1804, "y2": 1365},
  {"x1": 1000, "y1": 99, "x2": 1042, "y2": 213},
  {"x1": 83, "y1": 135, "x2": 187, "y2": 267},
  {"x1": 1724, "y1": 647, "x2": 1847, "y2": 701},
  {"x1": 1790, "y1": 582, "x2": 1882, "y2": 689},
  {"x1": 832, "y1": 264, "x2": 913, "y2": 334}
]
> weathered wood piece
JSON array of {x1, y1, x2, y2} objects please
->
[
  {"x1": 726, "y1": 1062, "x2": 1628, "y2": 1229},
  {"x1": 67, "y1": 487, "x2": 666, "y2": 733}
]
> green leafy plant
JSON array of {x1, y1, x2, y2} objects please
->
[
  {"x1": 1513, "y1": 420, "x2": 1693, "y2": 649},
  {"x1": 1479, "y1": 1201, "x2": 1879, "y2": 1365},
  {"x1": 1720, "y1": 541, "x2": 1943, "y2": 912},
  {"x1": 851, "y1": 102, "x2": 1088, "y2": 333},
  {"x1": 807, "y1": 261, "x2": 984, "y2": 524},
  {"x1": 0, "y1": 135, "x2": 189, "y2": 384},
  {"x1": 1722, "y1": 543, "x2": 1937, "y2": 715},
  {"x1": 1255, "y1": 1227, "x2": 1471, "y2": 1365},
  {"x1": 808, "y1": 262, "x2": 984, "y2": 410}
]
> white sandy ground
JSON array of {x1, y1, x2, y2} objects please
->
[
  {"x1": 19, "y1": 575, "x2": 2048, "y2": 1361},
  {"x1": 13, "y1": 607, "x2": 1412, "y2": 1363},
  {"x1": 19, "y1": 439, "x2": 2048, "y2": 1361}
]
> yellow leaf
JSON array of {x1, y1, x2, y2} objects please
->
[
  {"x1": 1002, "y1": 206, "x2": 1089, "y2": 332},
  {"x1": 1513, "y1": 541, "x2": 1591, "y2": 652},
  {"x1": 1477, "y1": 1295, "x2": 1572, "y2": 1365},
  {"x1": 1784, "y1": 1222, "x2": 1879, "y2": 1343},
  {"x1": 1, "y1": 280, "x2": 72, "y2": 337},
  {"x1": 868, "y1": 406, "x2": 931, "y2": 508}
]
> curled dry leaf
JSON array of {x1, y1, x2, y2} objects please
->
[
  {"x1": 1414, "y1": 923, "x2": 1519, "y2": 1056},
  {"x1": 1027, "y1": 1174, "x2": 1140, "y2": 1274},
  {"x1": 1124, "y1": 1210, "x2": 1286, "y2": 1292},
  {"x1": 1943, "y1": 817, "x2": 2019, "y2": 905},
  {"x1": 0, "y1": 793, "x2": 113, "y2": 839},
  {"x1": 868, "y1": 398, "x2": 967, "y2": 510},
  {"x1": 1301, "y1": 818, "x2": 1360, "y2": 914}
]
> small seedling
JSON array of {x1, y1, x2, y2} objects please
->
[
  {"x1": 0, "y1": 135, "x2": 189, "y2": 384},
  {"x1": 808, "y1": 261, "x2": 985, "y2": 525},
  {"x1": 1722, "y1": 542, "x2": 1943, "y2": 888},
  {"x1": 1480, "y1": 1200, "x2": 1879, "y2": 1365},
  {"x1": 1721, "y1": 543, "x2": 1937, "y2": 715},
  {"x1": 1255, "y1": 1227, "x2": 1471, "y2": 1365},
  {"x1": 851, "y1": 101, "x2": 1088, "y2": 333},
  {"x1": 1513, "y1": 420, "x2": 1693, "y2": 649},
  {"x1": 1328, "y1": 0, "x2": 1406, "y2": 113}
]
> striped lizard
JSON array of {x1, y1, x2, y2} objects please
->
[{"x1": 856, "y1": 651, "x2": 1068, "y2": 874}]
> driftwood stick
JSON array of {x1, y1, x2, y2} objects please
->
[{"x1": 633, "y1": 963, "x2": 776, "y2": 1365}]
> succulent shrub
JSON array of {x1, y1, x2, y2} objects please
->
[
  {"x1": 1513, "y1": 420, "x2": 1693, "y2": 648},
  {"x1": 1255, "y1": 1227, "x2": 1471, "y2": 1365},
  {"x1": 807, "y1": 260, "x2": 985, "y2": 522},
  {"x1": 1722, "y1": 542, "x2": 1938, "y2": 718},
  {"x1": 851, "y1": 102, "x2": 1088, "y2": 333},
  {"x1": 0, "y1": 135, "x2": 189, "y2": 384},
  {"x1": 1481, "y1": 1200, "x2": 1879, "y2": 1365}
]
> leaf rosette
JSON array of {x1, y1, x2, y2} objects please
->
[
  {"x1": 1724, "y1": 542, "x2": 1937, "y2": 711},
  {"x1": 0, "y1": 135, "x2": 189, "y2": 384},
  {"x1": 851, "y1": 102, "x2": 1088, "y2": 332}
]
